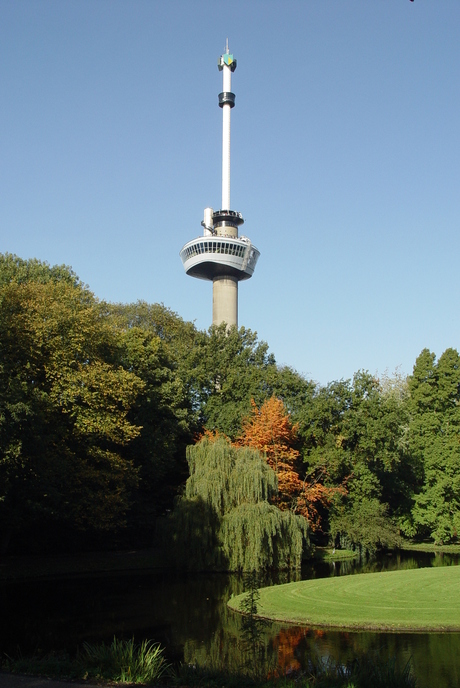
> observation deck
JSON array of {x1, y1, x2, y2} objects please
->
[{"x1": 180, "y1": 234, "x2": 260, "y2": 282}]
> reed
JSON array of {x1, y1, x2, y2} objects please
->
[{"x1": 81, "y1": 636, "x2": 170, "y2": 683}]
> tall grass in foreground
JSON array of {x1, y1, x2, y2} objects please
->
[
  {"x1": 2, "y1": 637, "x2": 170, "y2": 684},
  {"x1": 81, "y1": 636, "x2": 170, "y2": 683}
]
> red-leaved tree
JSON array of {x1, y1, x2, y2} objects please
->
[{"x1": 236, "y1": 396, "x2": 343, "y2": 530}]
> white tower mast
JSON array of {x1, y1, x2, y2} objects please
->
[
  {"x1": 213, "y1": 40, "x2": 239, "y2": 326},
  {"x1": 221, "y1": 37, "x2": 232, "y2": 211},
  {"x1": 179, "y1": 42, "x2": 260, "y2": 328}
]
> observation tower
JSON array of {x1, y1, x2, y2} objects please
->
[{"x1": 180, "y1": 42, "x2": 260, "y2": 328}]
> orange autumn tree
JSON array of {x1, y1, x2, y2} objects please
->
[
  {"x1": 236, "y1": 397, "x2": 300, "y2": 507},
  {"x1": 196, "y1": 428, "x2": 224, "y2": 443},
  {"x1": 236, "y1": 396, "x2": 342, "y2": 531}
]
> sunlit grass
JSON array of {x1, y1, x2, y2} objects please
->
[
  {"x1": 229, "y1": 565, "x2": 460, "y2": 631},
  {"x1": 313, "y1": 547, "x2": 360, "y2": 561},
  {"x1": 402, "y1": 541, "x2": 460, "y2": 554}
]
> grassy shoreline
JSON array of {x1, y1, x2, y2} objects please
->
[
  {"x1": 312, "y1": 547, "x2": 360, "y2": 561},
  {"x1": 229, "y1": 565, "x2": 460, "y2": 632},
  {"x1": 400, "y1": 542, "x2": 460, "y2": 554}
]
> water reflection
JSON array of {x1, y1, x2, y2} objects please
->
[
  {"x1": 181, "y1": 552, "x2": 460, "y2": 688},
  {"x1": 259, "y1": 625, "x2": 460, "y2": 688},
  {"x1": 0, "y1": 551, "x2": 459, "y2": 688}
]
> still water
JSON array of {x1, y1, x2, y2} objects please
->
[{"x1": 1, "y1": 551, "x2": 459, "y2": 688}]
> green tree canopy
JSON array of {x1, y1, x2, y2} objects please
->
[
  {"x1": 0, "y1": 252, "x2": 81, "y2": 287},
  {"x1": 0, "y1": 257, "x2": 143, "y2": 553},
  {"x1": 162, "y1": 436, "x2": 309, "y2": 571},
  {"x1": 185, "y1": 325, "x2": 276, "y2": 437},
  {"x1": 106, "y1": 302, "x2": 199, "y2": 539},
  {"x1": 5, "y1": 254, "x2": 459, "y2": 557},
  {"x1": 408, "y1": 348, "x2": 460, "y2": 544},
  {"x1": 298, "y1": 371, "x2": 408, "y2": 551}
]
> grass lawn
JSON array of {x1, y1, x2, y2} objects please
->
[
  {"x1": 228, "y1": 565, "x2": 460, "y2": 631},
  {"x1": 312, "y1": 547, "x2": 359, "y2": 561},
  {"x1": 401, "y1": 542, "x2": 460, "y2": 554}
]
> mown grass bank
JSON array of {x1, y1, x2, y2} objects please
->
[
  {"x1": 401, "y1": 542, "x2": 460, "y2": 554},
  {"x1": 313, "y1": 547, "x2": 359, "y2": 562},
  {"x1": 229, "y1": 565, "x2": 460, "y2": 631}
]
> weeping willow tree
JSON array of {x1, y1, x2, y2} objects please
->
[{"x1": 163, "y1": 436, "x2": 309, "y2": 571}]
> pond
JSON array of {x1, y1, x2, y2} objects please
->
[{"x1": 1, "y1": 551, "x2": 459, "y2": 688}]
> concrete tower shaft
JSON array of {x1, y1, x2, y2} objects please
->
[
  {"x1": 180, "y1": 43, "x2": 260, "y2": 328},
  {"x1": 213, "y1": 276, "x2": 238, "y2": 326}
]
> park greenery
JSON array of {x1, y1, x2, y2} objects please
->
[
  {"x1": 229, "y1": 565, "x2": 460, "y2": 631},
  {"x1": 1, "y1": 252, "x2": 459, "y2": 561}
]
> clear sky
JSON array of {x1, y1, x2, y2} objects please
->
[{"x1": 2, "y1": 0, "x2": 459, "y2": 386}]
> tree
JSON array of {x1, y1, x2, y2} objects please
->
[
  {"x1": 0, "y1": 258, "x2": 143, "y2": 553},
  {"x1": 298, "y1": 372, "x2": 408, "y2": 550},
  {"x1": 0, "y1": 252, "x2": 80, "y2": 288},
  {"x1": 107, "y1": 300, "x2": 198, "y2": 372},
  {"x1": 263, "y1": 364, "x2": 316, "y2": 421},
  {"x1": 162, "y1": 436, "x2": 309, "y2": 571},
  {"x1": 236, "y1": 397, "x2": 301, "y2": 508},
  {"x1": 107, "y1": 303, "x2": 199, "y2": 539},
  {"x1": 186, "y1": 324, "x2": 277, "y2": 438},
  {"x1": 408, "y1": 348, "x2": 460, "y2": 544},
  {"x1": 171, "y1": 322, "x2": 316, "y2": 443},
  {"x1": 237, "y1": 397, "x2": 341, "y2": 531}
]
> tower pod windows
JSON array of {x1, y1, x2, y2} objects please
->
[{"x1": 182, "y1": 239, "x2": 254, "y2": 259}]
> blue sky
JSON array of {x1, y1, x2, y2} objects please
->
[{"x1": 2, "y1": 0, "x2": 459, "y2": 385}]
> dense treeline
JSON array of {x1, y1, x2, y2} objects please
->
[{"x1": 0, "y1": 254, "x2": 459, "y2": 557}]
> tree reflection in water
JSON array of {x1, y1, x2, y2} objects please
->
[
  {"x1": 1, "y1": 552, "x2": 459, "y2": 688},
  {"x1": 182, "y1": 554, "x2": 460, "y2": 688}
]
